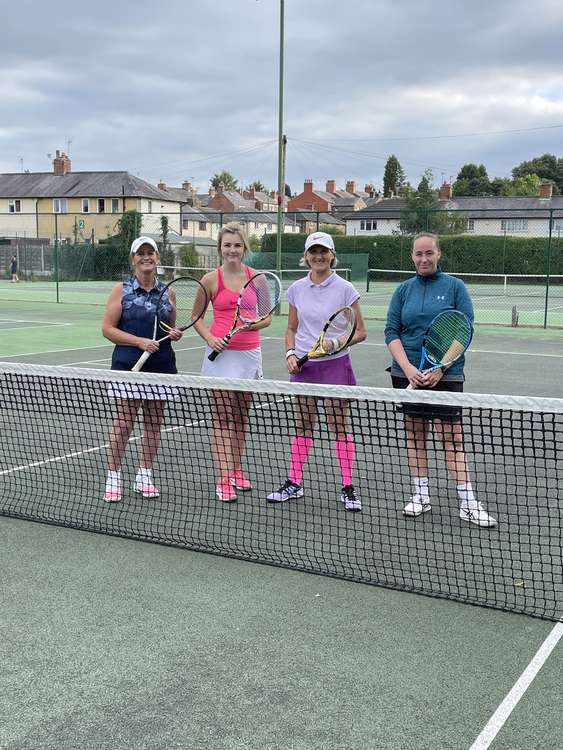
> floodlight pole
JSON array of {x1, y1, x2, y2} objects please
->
[{"x1": 275, "y1": 0, "x2": 285, "y2": 277}]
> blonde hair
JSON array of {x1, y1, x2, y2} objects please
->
[
  {"x1": 412, "y1": 232, "x2": 440, "y2": 252},
  {"x1": 217, "y1": 222, "x2": 250, "y2": 256}
]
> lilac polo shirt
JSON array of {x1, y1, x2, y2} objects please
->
[{"x1": 286, "y1": 271, "x2": 360, "y2": 359}]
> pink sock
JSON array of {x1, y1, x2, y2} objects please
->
[
  {"x1": 289, "y1": 436, "x2": 313, "y2": 485},
  {"x1": 335, "y1": 435, "x2": 355, "y2": 487}
]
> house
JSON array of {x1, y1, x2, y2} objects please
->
[
  {"x1": 288, "y1": 179, "x2": 372, "y2": 215},
  {"x1": 0, "y1": 151, "x2": 183, "y2": 241},
  {"x1": 242, "y1": 187, "x2": 279, "y2": 212},
  {"x1": 344, "y1": 183, "x2": 563, "y2": 238}
]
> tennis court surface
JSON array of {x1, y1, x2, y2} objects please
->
[{"x1": 1, "y1": 299, "x2": 562, "y2": 749}]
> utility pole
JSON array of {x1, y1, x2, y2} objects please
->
[{"x1": 276, "y1": 0, "x2": 285, "y2": 277}]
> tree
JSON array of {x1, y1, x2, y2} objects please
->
[
  {"x1": 178, "y1": 242, "x2": 199, "y2": 269},
  {"x1": 512, "y1": 153, "x2": 563, "y2": 194},
  {"x1": 247, "y1": 180, "x2": 266, "y2": 193},
  {"x1": 211, "y1": 171, "x2": 238, "y2": 191},
  {"x1": 504, "y1": 174, "x2": 542, "y2": 196},
  {"x1": 159, "y1": 215, "x2": 174, "y2": 267},
  {"x1": 284, "y1": 183, "x2": 292, "y2": 198},
  {"x1": 383, "y1": 155, "x2": 406, "y2": 197},
  {"x1": 116, "y1": 210, "x2": 142, "y2": 252},
  {"x1": 400, "y1": 169, "x2": 466, "y2": 235},
  {"x1": 319, "y1": 224, "x2": 345, "y2": 235},
  {"x1": 490, "y1": 177, "x2": 512, "y2": 196},
  {"x1": 452, "y1": 163, "x2": 493, "y2": 196}
]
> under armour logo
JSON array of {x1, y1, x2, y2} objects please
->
[{"x1": 436, "y1": 295, "x2": 445, "y2": 300}]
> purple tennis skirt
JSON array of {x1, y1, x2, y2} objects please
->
[{"x1": 290, "y1": 354, "x2": 357, "y2": 386}]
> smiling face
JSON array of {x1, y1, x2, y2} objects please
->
[
  {"x1": 305, "y1": 244, "x2": 334, "y2": 272},
  {"x1": 412, "y1": 235, "x2": 441, "y2": 276},
  {"x1": 132, "y1": 243, "x2": 159, "y2": 276},
  {"x1": 220, "y1": 232, "x2": 245, "y2": 264}
]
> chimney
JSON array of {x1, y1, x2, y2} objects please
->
[
  {"x1": 182, "y1": 181, "x2": 193, "y2": 192},
  {"x1": 216, "y1": 183, "x2": 224, "y2": 195},
  {"x1": 345, "y1": 180, "x2": 356, "y2": 194},
  {"x1": 539, "y1": 182, "x2": 553, "y2": 200},
  {"x1": 439, "y1": 182, "x2": 453, "y2": 200},
  {"x1": 157, "y1": 180, "x2": 167, "y2": 191},
  {"x1": 304, "y1": 179, "x2": 313, "y2": 194},
  {"x1": 326, "y1": 179, "x2": 337, "y2": 193},
  {"x1": 365, "y1": 183, "x2": 375, "y2": 197},
  {"x1": 53, "y1": 150, "x2": 71, "y2": 176}
]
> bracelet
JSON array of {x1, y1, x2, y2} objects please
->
[{"x1": 286, "y1": 349, "x2": 296, "y2": 359}]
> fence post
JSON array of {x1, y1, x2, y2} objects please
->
[
  {"x1": 543, "y1": 210, "x2": 554, "y2": 328},
  {"x1": 54, "y1": 213, "x2": 60, "y2": 304}
]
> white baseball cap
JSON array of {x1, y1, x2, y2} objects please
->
[
  {"x1": 304, "y1": 231, "x2": 335, "y2": 252},
  {"x1": 130, "y1": 236, "x2": 159, "y2": 255}
]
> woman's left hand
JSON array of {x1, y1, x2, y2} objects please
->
[
  {"x1": 420, "y1": 368, "x2": 444, "y2": 388},
  {"x1": 169, "y1": 328, "x2": 183, "y2": 342}
]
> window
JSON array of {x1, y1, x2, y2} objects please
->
[
  {"x1": 82, "y1": 199, "x2": 89, "y2": 213},
  {"x1": 148, "y1": 200, "x2": 152, "y2": 213},
  {"x1": 53, "y1": 198, "x2": 68, "y2": 214},
  {"x1": 360, "y1": 219, "x2": 377, "y2": 231},
  {"x1": 254, "y1": 222, "x2": 259, "y2": 229},
  {"x1": 182, "y1": 219, "x2": 189, "y2": 230},
  {"x1": 199, "y1": 221, "x2": 207, "y2": 231},
  {"x1": 111, "y1": 198, "x2": 119, "y2": 213},
  {"x1": 466, "y1": 218, "x2": 475, "y2": 231},
  {"x1": 98, "y1": 199, "x2": 105, "y2": 214},
  {"x1": 8, "y1": 199, "x2": 21, "y2": 213},
  {"x1": 267, "y1": 223, "x2": 273, "y2": 230},
  {"x1": 501, "y1": 218, "x2": 528, "y2": 233}
]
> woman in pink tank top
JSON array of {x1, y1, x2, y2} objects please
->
[{"x1": 194, "y1": 223, "x2": 273, "y2": 502}]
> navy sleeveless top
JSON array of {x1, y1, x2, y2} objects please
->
[{"x1": 111, "y1": 276, "x2": 177, "y2": 373}]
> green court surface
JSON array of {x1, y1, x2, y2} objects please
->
[{"x1": 1, "y1": 298, "x2": 562, "y2": 749}]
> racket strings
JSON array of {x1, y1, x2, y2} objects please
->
[
  {"x1": 239, "y1": 273, "x2": 282, "y2": 323},
  {"x1": 323, "y1": 308, "x2": 355, "y2": 352},
  {"x1": 159, "y1": 278, "x2": 207, "y2": 331},
  {"x1": 425, "y1": 313, "x2": 472, "y2": 364}
]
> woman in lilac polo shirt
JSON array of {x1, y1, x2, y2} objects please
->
[{"x1": 267, "y1": 232, "x2": 366, "y2": 511}]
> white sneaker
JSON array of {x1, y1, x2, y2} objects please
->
[
  {"x1": 403, "y1": 494, "x2": 431, "y2": 517},
  {"x1": 267, "y1": 480, "x2": 304, "y2": 503},
  {"x1": 460, "y1": 502, "x2": 497, "y2": 528}
]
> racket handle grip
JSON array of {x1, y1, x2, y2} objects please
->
[
  {"x1": 132, "y1": 350, "x2": 151, "y2": 372},
  {"x1": 296, "y1": 354, "x2": 308, "y2": 368},
  {"x1": 208, "y1": 349, "x2": 220, "y2": 361}
]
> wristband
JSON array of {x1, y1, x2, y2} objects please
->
[{"x1": 286, "y1": 349, "x2": 296, "y2": 359}]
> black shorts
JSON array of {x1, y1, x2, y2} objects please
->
[{"x1": 391, "y1": 376, "x2": 463, "y2": 421}]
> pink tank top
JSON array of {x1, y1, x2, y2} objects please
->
[{"x1": 209, "y1": 266, "x2": 260, "y2": 351}]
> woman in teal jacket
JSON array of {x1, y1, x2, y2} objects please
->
[{"x1": 384, "y1": 232, "x2": 497, "y2": 528}]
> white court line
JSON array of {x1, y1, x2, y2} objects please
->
[
  {"x1": 0, "y1": 323, "x2": 71, "y2": 332},
  {"x1": 0, "y1": 318, "x2": 72, "y2": 325},
  {"x1": 469, "y1": 620, "x2": 563, "y2": 750}
]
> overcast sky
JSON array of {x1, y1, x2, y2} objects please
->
[{"x1": 1, "y1": 0, "x2": 562, "y2": 194}]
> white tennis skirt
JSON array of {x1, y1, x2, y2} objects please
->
[{"x1": 201, "y1": 347, "x2": 263, "y2": 379}]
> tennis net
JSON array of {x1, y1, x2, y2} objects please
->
[{"x1": 0, "y1": 363, "x2": 561, "y2": 621}]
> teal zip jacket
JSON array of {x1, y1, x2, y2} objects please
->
[{"x1": 384, "y1": 269, "x2": 474, "y2": 380}]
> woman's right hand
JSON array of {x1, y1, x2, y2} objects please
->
[
  {"x1": 287, "y1": 354, "x2": 300, "y2": 375},
  {"x1": 206, "y1": 334, "x2": 227, "y2": 353},
  {"x1": 404, "y1": 362, "x2": 426, "y2": 389},
  {"x1": 138, "y1": 337, "x2": 160, "y2": 353}
]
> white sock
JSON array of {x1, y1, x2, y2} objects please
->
[
  {"x1": 457, "y1": 482, "x2": 475, "y2": 504},
  {"x1": 106, "y1": 469, "x2": 121, "y2": 492},
  {"x1": 414, "y1": 477, "x2": 429, "y2": 498},
  {"x1": 136, "y1": 467, "x2": 153, "y2": 484}
]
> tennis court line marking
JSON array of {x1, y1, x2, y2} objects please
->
[
  {"x1": 0, "y1": 323, "x2": 71, "y2": 331},
  {"x1": 469, "y1": 619, "x2": 563, "y2": 750}
]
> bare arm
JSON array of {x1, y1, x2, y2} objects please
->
[{"x1": 285, "y1": 304, "x2": 300, "y2": 374}]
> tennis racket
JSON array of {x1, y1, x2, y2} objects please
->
[
  {"x1": 406, "y1": 309, "x2": 473, "y2": 390},
  {"x1": 296, "y1": 306, "x2": 356, "y2": 368},
  {"x1": 208, "y1": 271, "x2": 282, "y2": 361},
  {"x1": 132, "y1": 276, "x2": 208, "y2": 372}
]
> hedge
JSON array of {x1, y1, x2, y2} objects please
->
[{"x1": 261, "y1": 233, "x2": 563, "y2": 275}]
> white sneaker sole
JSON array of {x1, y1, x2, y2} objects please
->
[{"x1": 403, "y1": 503, "x2": 431, "y2": 517}]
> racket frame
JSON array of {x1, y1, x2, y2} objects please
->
[
  {"x1": 406, "y1": 309, "x2": 473, "y2": 390},
  {"x1": 131, "y1": 275, "x2": 208, "y2": 372},
  {"x1": 208, "y1": 271, "x2": 281, "y2": 361},
  {"x1": 296, "y1": 305, "x2": 357, "y2": 369}
]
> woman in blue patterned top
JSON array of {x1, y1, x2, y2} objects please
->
[{"x1": 101, "y1": 236, "x2": 182, "y2": 503}]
